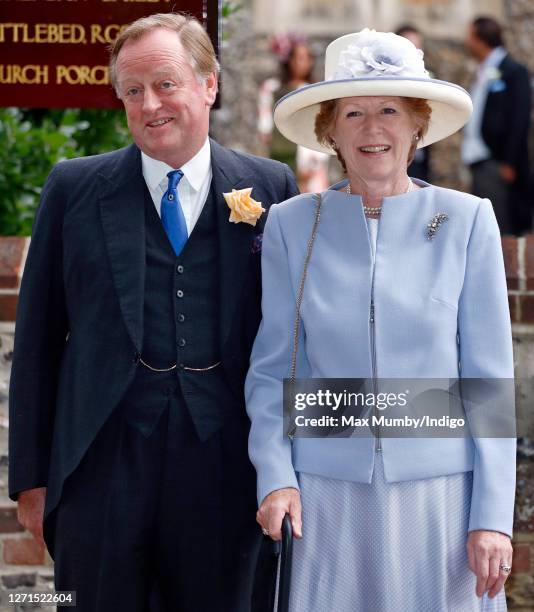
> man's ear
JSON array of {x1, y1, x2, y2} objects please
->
[{"x1": 205, "y1": 71, "x2": 219, "y2": 107}]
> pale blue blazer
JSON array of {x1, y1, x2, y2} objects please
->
[{"x1": 245, "y1": 181, "x2": 516, "y2": 537}]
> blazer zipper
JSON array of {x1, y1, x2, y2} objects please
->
[
  {"x1": 370, "y1": 299, "x2": 381, "y2": 451},
  {"x1": 369, "y1": 217, "x2": 381, "y2": 452}
]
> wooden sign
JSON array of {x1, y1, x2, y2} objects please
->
[{"x1": 0, "y1": 0, "x2": 220, "y2": 108}]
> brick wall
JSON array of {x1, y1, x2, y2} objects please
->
[
  {"x1": 504, "y1": 236, "x2": 534, "y2": 325},
  {"x1": 0, "y1": 236, "x2": 532, "y2": 609},
  {"x1": 503, "y1": 235, "x2": 534, "y2": 612},
  {"x1": 0, "y1": 238, "x2": 55, "y2": 610}
]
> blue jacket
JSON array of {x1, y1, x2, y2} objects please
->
[{"x1": 245, "y1": 182, "x2": 516, "y2": 537}]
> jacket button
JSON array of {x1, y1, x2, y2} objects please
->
[
  {"x1": 178, "y1": 338, "x2": 186, "y2": 347},
  {"x1": 178, "y1": 313, "x2": 185, "y2": 323},
  {"x1": 176, "y1": 289, "x2": 184, "y2": 298},
  {"x1": 177, "y1": 265, "x2": 184, "y2": 274}
]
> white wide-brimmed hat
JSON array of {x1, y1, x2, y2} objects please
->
[{"x1": 274, "y1": 29, "x2": 473, "y2": 154}]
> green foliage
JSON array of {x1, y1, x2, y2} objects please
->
[
  {"x1": 221, "y1": 1, "x2": 242, "y2": 19},
  {"x1": 0, "y1": 107, "x2": 130, "y2": 235},
  {"x1": 221, "y1": 1, "x2": 243, "y2": 42}
]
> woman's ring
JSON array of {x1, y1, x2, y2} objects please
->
[
  {"x1": 262, "y1": 527, "x2": 269, "y2": 536},
  {"x1": 499, "y1": 564, "x2": 512, "y2": 574}
]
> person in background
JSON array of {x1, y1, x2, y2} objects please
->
[
  {"x1": 258, "y1": 33, "x2": 329, "y2": 193},
  {"x1": 462, "y1": 16, "x2": 532, "y2": 235},
  {"x1": 396, "y1": 24, "x2": 431, "y2": 182}
]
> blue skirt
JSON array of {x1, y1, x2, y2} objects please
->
[{"x1": 288, "y1": 455, "x2": 507, "y2": 611}]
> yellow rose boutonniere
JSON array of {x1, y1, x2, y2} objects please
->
[{"x1": 223, "y1": 188, "x2": 265, "y2": 226}]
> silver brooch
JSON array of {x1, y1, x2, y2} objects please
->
[{"x1": 426, "y1": 213, "x2": 449, "y2": 241}]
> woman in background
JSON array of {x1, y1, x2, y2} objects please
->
[{"x1": 258, "y1": 33, "x2": 329, "y2": 193}]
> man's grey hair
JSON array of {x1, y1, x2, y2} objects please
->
[{"x1": 109, "y1": 12, "x2": 220, "y2": 94}]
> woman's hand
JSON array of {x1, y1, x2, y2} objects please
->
[
  {"x1": 257, "y1": 487, "x2": 302, "y2": 541},
  {"x1": 467, "y1": 530, "x2": 513, "y2": 598}
]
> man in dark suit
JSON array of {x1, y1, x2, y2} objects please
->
[
  {"x1": 462, "y1": 16, "x2": 532, "y2": 235},
  {"x1": 8, "y1": 12, "x2": 298, "y2": 612}
]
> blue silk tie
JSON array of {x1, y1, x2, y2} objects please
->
[{"x1": 161, "y1": 170, "x2": 188, "y2": 256}]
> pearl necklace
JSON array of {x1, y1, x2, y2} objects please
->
[{"x1": 346, "y1": 179, "x2": 414, "y2": 216}]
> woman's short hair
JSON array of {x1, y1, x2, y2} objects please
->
[
  {"x1": 315, "y1": 97, "x2": 432, "y2": 172},
  {"x1": 109, "y1": 13, "x2": 220, "y2": 93}
]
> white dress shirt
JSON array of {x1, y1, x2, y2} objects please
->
[
  {"x1": 141, "y1": 138, "x2": 212, "y2": 236},
  {"x1": 461, "y1": 47, "x2": 507, "y2": 165}
]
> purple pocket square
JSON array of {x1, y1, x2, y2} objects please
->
[{"x1": 251, "y1": 233, "x2": 263, "y2": 254}]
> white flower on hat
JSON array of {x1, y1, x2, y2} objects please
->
[{"x1": 332, "y1": 28, "x2": 429, "y2": 80}]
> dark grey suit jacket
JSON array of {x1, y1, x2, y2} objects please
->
[
  {"x1": 8, "y1": 138, "x2": 298, "y2": 516},
  {"x1": 481, "y1": 53, "x2": 531, "y2": 182}
]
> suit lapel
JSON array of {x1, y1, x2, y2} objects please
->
[
  {"x1": 210, "y1": 140, "x2": 260, "y2": 350},
  {"x1": 97, "y1": 140, "x2": 263, "y2": 353},
  {"x1": 98, "y1": 144, "x2": 146, "y2": 351}
]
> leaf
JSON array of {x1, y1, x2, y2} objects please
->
[{"x1": 0, "y1": 107, "x2": 131, "y2": 235}]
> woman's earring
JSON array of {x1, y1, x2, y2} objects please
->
[{"x1": 413, "y1": 133, "x2": 420, "y2": 142}]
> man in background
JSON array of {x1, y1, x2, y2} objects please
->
[{"x1": 462, "y1": 16, "x2": 532, "y2": 235}]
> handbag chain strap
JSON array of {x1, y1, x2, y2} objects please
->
[{"x1": 290, "y1": 192, "x2": 323, "y2": 384}]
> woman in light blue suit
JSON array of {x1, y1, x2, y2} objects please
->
[{"x1": 246, "y1": 29, "x2": 515, "y2": 611}]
